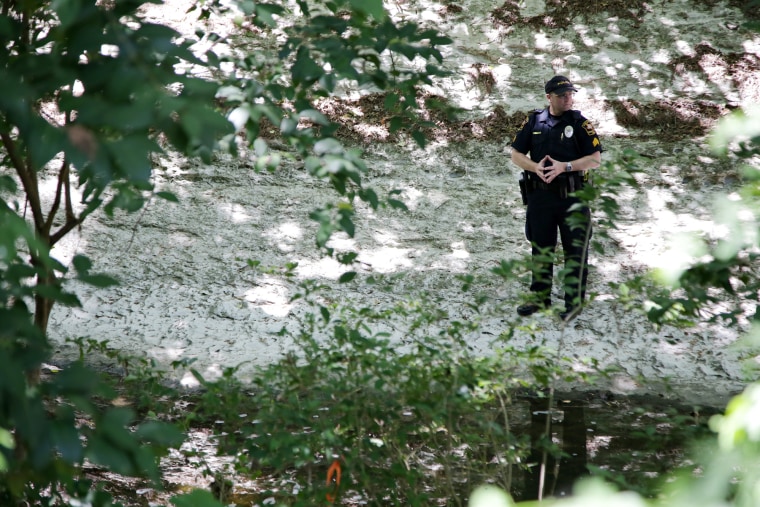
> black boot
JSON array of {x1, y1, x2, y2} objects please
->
[
  {"x1": 517, "y1": 299, "x2": 551, "y2": 317},
  {"x1": 559, "y1": 306, "x2": 581, "y2": 321}
]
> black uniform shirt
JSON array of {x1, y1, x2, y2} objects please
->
[{"x1": 511, "y1": 108, "x2": 603, "y2": 180}]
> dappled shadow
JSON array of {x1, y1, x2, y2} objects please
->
[
  {"x1": 492, "y1": 0, "x2": 652, "y2": 30},
  {"x1": 303, "y1": 0, "x2": 759, "y2": 148},
  {"x1": 670, "y1": 41, "x2": 760, "y2": 106},
  {"x1": 491, "y1": 0, "x2": 758, "y2": 30},
  {"x1": 315, "y1": 93, "x2": 527, "y2": 145},
  {"x1": 313, "y1": 90, "x2": 736, "y2": 146},
  {"x1": 609, "y1": 98, "x2": 727, "y2": 140}
]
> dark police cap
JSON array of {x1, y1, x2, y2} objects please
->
[{"x1": 545, "y1": 75, "x2": 578, "y2": 94}]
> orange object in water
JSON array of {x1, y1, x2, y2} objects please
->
[{"x1": 326, "y1": 458, "x2": 342, "y2": 503}]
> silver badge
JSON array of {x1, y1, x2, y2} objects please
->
[{"x1": 564, "y1": 125, "x2": 574, "y2": 138}]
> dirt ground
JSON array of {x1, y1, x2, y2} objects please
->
[{"x1": 46, "y1": 0, "x2": 760, "y2": 407}]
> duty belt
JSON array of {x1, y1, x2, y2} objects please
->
[{"x1": 526, "y1": 174, "x2": 582, "y2": 199}]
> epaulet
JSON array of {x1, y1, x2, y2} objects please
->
[
  {"x1": 571, "y1": 110, "x2": 583, "y2": 120},
  {"x1": 530, "y1": 108, "x2": 548, "y2": 122}
]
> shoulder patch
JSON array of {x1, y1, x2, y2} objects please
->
[{"x1": 581, "y1": 120, "x2": 597, "y2": 137}]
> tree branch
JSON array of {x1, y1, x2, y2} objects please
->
[
  {"x1": 48, "y1": 157, "x2": 85, "y2": 247},
  {"x1": 0, "y1": 131, "x2": 46, "y2": 236},
  {"x1": 43, "y1": 158, "x2": 66, "y2": 236}
]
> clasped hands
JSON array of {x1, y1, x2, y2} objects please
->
[{"x1": 535, "y1": 155, "x2": 565, "y2": 184}]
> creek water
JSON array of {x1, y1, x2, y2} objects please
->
[
  {"x1": 511, "y1": 391, "x2": 718, "y2": 501},
  {"x1": 85, "y1": 381, "x2": 719, "y2": 505}
]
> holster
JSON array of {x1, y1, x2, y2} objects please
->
[
  {"x1": 567, "y1": 172, "x2": 588, "y2": 194},
  {"x1": 567, "y1": 173, "x2": 577, "y2": 194},
  {"x1": 519, "y1": 172, "x2": 528, "y2": 205}
]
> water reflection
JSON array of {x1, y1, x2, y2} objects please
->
[
  {"x1": 519, "y1": 398, "x2": 590, "y2": 501},
  {"x1": 511, "y1": 393, "x2": 716, "y2": 502}
]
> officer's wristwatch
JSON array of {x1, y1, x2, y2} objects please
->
[{"x1": 565, "y1": 162, "x2": 573, "y2": 172}]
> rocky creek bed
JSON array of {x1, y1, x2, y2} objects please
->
[{"x1": 45, "y1": 0, "x2": 760, "y2": 407}]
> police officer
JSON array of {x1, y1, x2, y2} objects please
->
[{"x1": 510, "y1": 75, "x2": 603, "y2": 321}]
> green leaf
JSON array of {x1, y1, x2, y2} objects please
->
[
  {"x1": 50, "y1": 0, "x2": 82, "y2": 29},
  {"x1": 411, "y1": 129, "x2": 427, "y2": 148},
  {"x1": 339, "y1": 210, "x2": 355, "y2": 237},
  {"x1": 304, "y1": 156, "x2": 322, "y2": 173},
  {"x1": 360, "y1": 188, "x2": 379, "y2": 209},
  {"x1": 135, "y1": 421, "x2": 185, "y2": 448},
  {"x1": 156, "y1": 191, "x2": 179, "y2": 203},
  {"x1": 314, "y1": 138, "x2": 343, "y2": 155},
  {"x1": 384, "y1": 93, "x2": 399, "y2": 110},
  {"x1": 387, "y1": 199, "x2": 408, "y2": 211},
  {"x1": 255, "y1": 3, "x2": 286, "y2": 28},
  {"x1": 72, "y1": 254, "x2": 93, "y2": 274},
  {"x1": 299, "y1": 109, "x2": 330, "y2": 126},
  {"x1": 78, "y1": 273, "x2": 119, "y2": 288},
  {"x1": 171, "y1": 489, "x2": 226, "y2": 507},
  {"x1": 280, "y1": 116, "x2": 298, "y2": 135},
  {"x1": 389, "y1": 116, "x2": 404, "y2": 133},
  {"x1": 86, "y1": 435, "x2": 135, "y2": 476},
  {"x1": 28, "y1": 119, "x2": 67, "y2": 170},
  {"x1": 337, "y1": 251, "x2": 358, "y2": 264},
  {"x1": 107, "y1": 136, "x2": 159, "y2": 183},
  {"x1": 315, "y1": 221, "x2": 332, "y2": 248},
  {"x1": 106, "y1": 186, "x2": 147, "y2": 214},
  {"x1": 468, "y1": 484, "x2": 513, "y2": 507},
  {"x1": 53, "y1": 409, "x2": 84, "y2": 462},
  {"x1": 338, "y1": 271, "x2": 357, "y2": 283},
  {"x1": 171, "y1": 102, "x2": 233, "y2": 152},
  {"x1": 228, "y1": 105, "x2": 250, "y2": 131},
  {"x1": 349, "y1": 0, "x2": 385, "y2": 20},
  {"x1": 292, "y1": 47, "x2": 322, "y2": 86},
  {"x1": 0, "y1": 428, "x2": 15, "y2": 451},
  {"x1": 216, "y1": 85, "x2": 247, "y2": 102},
  {"x1": 0, "y1": 175, "x2": 17, "y2": 193},
  {"x1": 55, "y1": 362, "x2": 105, "y2": 397},
  {"x1": 710, "y1": 105, "x2": 760, "y2": 154},
  {"x1": 35, "y1": 284, "x2": 80, "y2": 307}
]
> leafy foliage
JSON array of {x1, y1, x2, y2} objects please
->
[
  {"x1": 205, "y1": 0, "x2": 451, "y2": 247},
  {"x1": 2, "y1": 0, "x2": 760, "y2": 505},
  {"x1": 641, "y1": 104, "x2": 760, "y2": 335},
  {"x1": 158, "y1": 272, "x2": 601, "y2": 506},
  {"x1": 0, "y1": 0, "x2": 452, "y2": 504},
  {"x1": 0, "y1": 356, "x2": 184, "y2": 505}
]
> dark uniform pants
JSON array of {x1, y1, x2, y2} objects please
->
[{"x1": 525, "y1": 189, "x2": 591, "y2": 309}]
